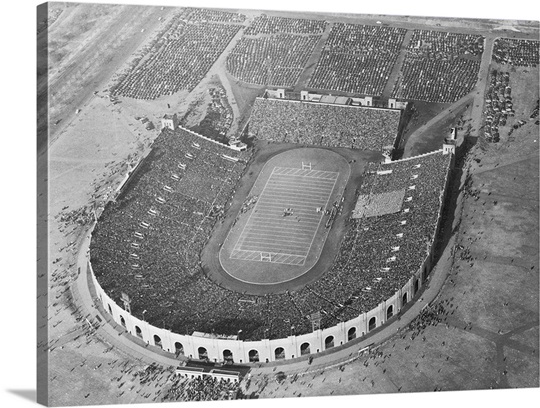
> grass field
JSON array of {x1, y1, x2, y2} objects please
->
[
  {"x1": 219, "y1": 147, "x2": 350, "y2": 284},
  {"x1": 231, "y1": 167, "x2": 339, "y2": 265}
]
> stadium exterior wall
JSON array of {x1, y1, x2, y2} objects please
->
[
  {"x1": 88, "y1": 149, "x2": 452, "y2": 364},
  {"x1": 90, "y1": 254, "x2": 424, "y2": 363}
]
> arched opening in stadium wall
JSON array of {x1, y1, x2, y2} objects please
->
[
  {"x1": 325, "y1": 336, "x2": 334, "y2": 349},
  {"x1": 198, "y1": 347, "x2": 208, "y2": 360},
  {"x1": 249, "y1": 349, "x2": 259, "y2": 362},
  {"x1": 223, "y1": 349, "x2": 234, "y2": 363},
  {"x1": 153, "y1": 335, "x2": 162, "y2": 349},
  {"x1": 368, "y1": 317, "x2": 377, "y2": 332},
  {"x1": 175, "y1": 342, "x2": 184, "y2": 356},
  {"x1": 300, "y1": 342, "x2": 311, "y2": 355},
  {"x1": 275, "y1": 347, "x2": 285, "y2": 360},
  {"x1": 387, "y1": 305, "x2": 394, "y2": 320},
  {"x1": 135, "y1": 325, "x2": 142, "y2": 339},
  {"x1": 348, "y1": 327, "x2": 356, "y2": 341}
]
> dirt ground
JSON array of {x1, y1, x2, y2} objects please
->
[
  {"x1": 41, "y1": 3, "x2": 171, "y2": 150},
  {"x1": 40, "y1": 3, "x2": 539, "y2": 405}
]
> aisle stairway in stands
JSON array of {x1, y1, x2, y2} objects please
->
[
  {"x1": 294, "y1": 22, "x2": 334, "y2": 92},
  {"x1": 381, "y1": 29, "x2": 414, "y2": 100}
]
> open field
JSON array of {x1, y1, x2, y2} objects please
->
[{"x1": 220, "y1": 148, "x2": 350, "y2": 284}]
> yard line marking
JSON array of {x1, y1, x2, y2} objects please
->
[{"x1": 232, "y1": 165, "x2": 339, "y2": 263}]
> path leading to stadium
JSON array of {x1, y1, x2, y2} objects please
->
[
  {"x1": 469, "y1": 36, "x2": 496, "y2": 138},
  {"x1": 403, "y1": 93, "x2": 474, "y2": 157}
]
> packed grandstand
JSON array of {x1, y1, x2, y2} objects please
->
[
  {"x1": 226, "y1": 15, "x2": 325, "y2": 87},
  {"x1": 391, "y1": 30, "x2": 484, "y2": 103},
  {"x1": 110, "y1": 9, "x2": 245, "y2": 99},
  {"x1": 308, "y1": 24, "x2": 406, "y2": 95},
  {"x1": 90, "y1": 99, "x2": 452, "y2": 342},
  {"x1": 248, "y1": 97, "x2": 401, "y2": 150}
]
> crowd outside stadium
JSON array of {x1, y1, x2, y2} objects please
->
[{"x1": 162, "y1": 375, "x2": 239, "y2": 402}]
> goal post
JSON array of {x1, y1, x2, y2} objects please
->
[
  {"x1": 302, "y1": 162, "x2": 312, "y2": 170},
  {"x1": 260, "y1": 252, "x2": 272, "y2": 262}
]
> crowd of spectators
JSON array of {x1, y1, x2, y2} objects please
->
[
  {"x1": 226, "y1": 15, "x2": 325, "y2": 87},
  {"x1": 90, "y1": 127, "x2": 252, "y2": 333},
  {"x1": 92, "y1": 128, "x2": 451, "y2": 341},
  {"x1": 110, "y1": 13, "x2": 242, "y2": 99},
  {"x1": 162, "y1": 375, "x2": 239, "y2": 402},
  {"x1": 308, "y1": 23, "x2": 406, "y2": 95},
  {"x1": 188, "y1": 85, "x2": 234, "y2": 143},
  {"x1": 483, "y1": 70, "x2": 513, "y2": 143},
  {"x1": 226, "y1": 35, "x2": 320, "y2": 87},
  {"x1": 248, "y1": 98, "x2": 401, "y2": 150},
  {"x1": 244, "y1": 14, "x2": 326, "y2": 35},
  {"x1": 492, "y1": 38, "x2": 539, "y2": 67},
  {"x1": 392, "y1": 30, "x2": 483, "y2": 103},
  {"x1": 406, "y1": 301, "x2": 448, "y2": 338},
  {"x1": 300, "y1": 152, "x2": 451, "y2": 323}
]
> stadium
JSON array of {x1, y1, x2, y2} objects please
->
[
  {"x1": 88, "y1": 95, "x2": 454, "y2": 364},
  {"x1": 37, "y1": 3, "x2": 540, "y2": 405}
]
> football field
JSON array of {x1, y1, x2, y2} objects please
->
[
  {"x1": 219, "y1": 147, "x2": 351, "y2": 285},
  {"x1": 230, "y1": 167, "x2": 339, "y2": 265}
]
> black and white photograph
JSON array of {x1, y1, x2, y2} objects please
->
[{"x1": 4, "y1": 0, "x2": 540, "y2": 407}]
